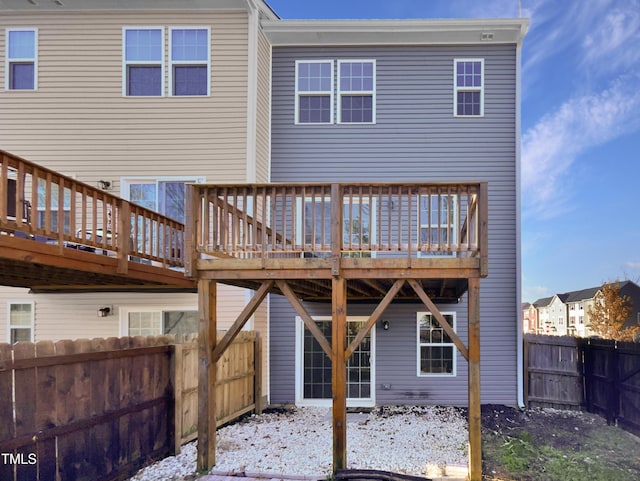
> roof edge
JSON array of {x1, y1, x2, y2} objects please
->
[{"x1": 262, "y1": 18, "x2": 529, "y2": 46}]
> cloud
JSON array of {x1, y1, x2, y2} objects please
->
[
  {"x1": 522, "y1": 74, "x2": 640, "y2": 219},
  {"x1": 582, "y1": 6, "x2": 640, "y2": 72},
  {"x1": 626, "y1": 262, "x2": 640, "y2": 270}
]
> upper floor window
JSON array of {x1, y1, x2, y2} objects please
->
[
  {"x1": 169, "y1": 28, "x2": 210, "y2": 96},
  {"x1": 6, "y1": 29, "x2": 37, "y2": 90},
  {"x1": 295, "y1": 60, "x2": 333, "y2": 124},
  {"x1": 454, "y1": 59, "x2": 484, "y2": 117},
  {"x1": 337, "y1": 60, "x2": 375, "y2": 124},
  {"x1": 295, "y1": 59, "x2": 377, "y2": 125},
  {"x1": 123, "y1": 27, "x2": 164, "y2": 96}
]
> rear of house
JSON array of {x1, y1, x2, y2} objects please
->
[
  {"x1": 0, "y1": 0, "x2": 275, "y2": 396},
  {"x1": 264, "y1": 19, "x2": 527, "y2": 407}
]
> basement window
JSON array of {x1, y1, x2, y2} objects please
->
[{"x1": 417, "y1": 312, "x2": 456, "y2": 376}]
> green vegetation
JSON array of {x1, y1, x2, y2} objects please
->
[{"x1": 482, "y1": 408, "x2": 640, "y2": 481}]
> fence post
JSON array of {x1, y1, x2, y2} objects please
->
[
  {"x1": 254, "y1": 332, "x2": 263, "y2": 415},
  {"x1": 172, "y1": 342, "x2": 184, "y2": 455},
  {"x1": 523, "y1": 335, "x2": 530, "y2": 407},
  {"x1": 608, "y1": 341, "x2": 620, "y2": 425}
]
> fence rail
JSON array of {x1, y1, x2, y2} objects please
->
[
  {"x1": 524, "y1": 334, "x2": 640, "y2": 437},
  {"x1": 0, "y1": 332, "x2": 260, "y2": 481},
  {"x1": 0, "y1": 149, "x2": 185, "y2": 269}
]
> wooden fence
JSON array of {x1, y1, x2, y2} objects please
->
[
  {"x1": 524, "y1": 334, "x2": 640, "y2": 437},
  {"x1": 0, "y1": 332, "x2": 260, "y2": 481}
]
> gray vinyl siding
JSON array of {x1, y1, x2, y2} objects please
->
[{"x1": 269, "y1": 44, "x2": 518, "y2": 406}]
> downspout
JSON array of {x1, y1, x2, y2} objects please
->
[
  {"x1": 245, "y1": 0, "x2": 259, "y2": 183},
  {"x1": 515, "y1": 26, "x2": 525, "y2": 409}
]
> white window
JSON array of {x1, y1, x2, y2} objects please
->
[
  {"x1": 123, "y1": 27, "x2": 164, "y2": 96},
  {"x1": 6, "y1": 28, "x2": 37, "y2": 90},
  {"x1": 123, "y1": 308, "x2": 197, "y2": 337},
  {"x1": 337, "y1": 60, "x2": 375, "y2": 124},
  {"x1": 169, "y1": 27, "x2": 210, "y2": 96},
  {"x1": 454, "y1": 59, "x2": 484, "y2": 117},
  {"x1": 121, "y1": 176, "x2": 204, "y2": 223},
  {"x1": 417, "y1": 311, "x2": 456, "y2": 376},
  {"x1": 8, "y1": 302, "x2": 34, "y2": 343},
  {"x1": 417, "y1": 194, "x2": 457, "y2": 257},
  {"x1": 295, "y1": 60, "x2": 334, "y2": 124},
  {"x1": 295, "y1": 316, "x2": 375, "y2": 407}
]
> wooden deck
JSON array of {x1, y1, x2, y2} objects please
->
[
  {"x1": 0, "y1": 150, "x2": 195, "y2": 292},
  {"x1": 188, "y1": 182, "x2": 488, "y2": 480}
]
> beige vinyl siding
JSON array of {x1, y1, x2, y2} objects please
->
[
  {"x1": 0, "y1": 11, "x2": 250, "y2": 187},
  {"x1": 255, "y1": 29, "x2": 271, "y2": 183},
  {"x1": 0, "y1": 284, "x2": 248, "y2": 343}
]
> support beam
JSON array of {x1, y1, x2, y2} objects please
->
[
  {"x1": 468, "y1": 277, "x2": 482, "y2": 481},
  {"x1": 332, "y1": 277, "x2": 347, "y2": 472},
  {"x1": 345, "y1": 279, "x2": 405, "y2": 360},
  {"x1": 197, "y1": 280, "x2": 217, "y2": 472},
  {"x1": 408, "y1": 278, "x2": 469, "y2": 361},
  {"x1": 277, "y1": 280, "x2": 333, "y2": 359},
  {"x1": 211, "y1": 280, "x2": 273, "y2": 363}
]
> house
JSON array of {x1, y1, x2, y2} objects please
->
[
  {"x1": 2, "y1": 4, "x2": 529, "y2": 478},
  {"x1": 533, "y1": 296, "x2": 553, "y2": 333},
  {"x1": 529, "y1": 281, "x2": 640, "y2": 338},
  {"x1": 522, "y1": 302, "x2": 539, "y2": 334},
  {"x1": 0, "y1": 0, "x2": 277, "y2": 397},
  {"x1": 565, "y1": 286, "x2": 600, "y2": 337}
]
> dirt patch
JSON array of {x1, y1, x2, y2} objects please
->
[{"x1": 481, "y1": 405, "x2": 640, "y2": 481}]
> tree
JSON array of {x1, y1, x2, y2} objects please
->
[{"x1": 588, "y1": 281, "x2": 638, "y2": 341}]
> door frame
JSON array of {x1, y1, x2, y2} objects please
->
[{"x1": 294, "y1": 315, "x2": 376, "y2": 407}]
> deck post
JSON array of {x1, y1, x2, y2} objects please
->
[
  {"x1": 197, "y1": 279, "x2": 217, "y2": 472},
  {"x1": 332, "y1": 276, "x2": 347, "y2": 472},
  {"x1": 468, "y1": 277, "x2": 482, "y2": 481}
]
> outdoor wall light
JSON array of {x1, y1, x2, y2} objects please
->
[
  {"x1": 98, "y1": 180, "x2": 112, "y2": 190},
  {"x1": 97, "y1": 306, "x2": 112, "y2": 317},
  {"x1": 382, "y1": 320, "x2": 390, "y2": 330}
]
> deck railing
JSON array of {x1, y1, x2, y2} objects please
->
[
  {"x1": 187, "y1": 182, "x2": 487, "y2": 270},
  {"x1": 0, "y1": 150, "x2": 185, "y2": 269}
]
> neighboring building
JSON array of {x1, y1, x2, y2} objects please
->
[
  {"x1": 547, "y1": 294, "x2": 568, "y2": 336},
  {"x1": 533, "y1": 296, "x2": 553, "y2": 334},
  {"x1": 522, "y1": 302, "x2": 539, "y2": 334},
  {"x1": 264, "y1": 18, "x2": 528, "y2": 407},
  {"x1": 528, "y1": 281, "x2": 640, "y2": 338},
  {"x1": 0, "y1": 0, "x2": 277, "y2": 395},
  {"x1": 565, "y1": 287, "x2": 599, "y2": 337}
]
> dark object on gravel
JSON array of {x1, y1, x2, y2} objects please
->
[{"x1": 336, "y1": 469, "x2": 432, "y2": 481}]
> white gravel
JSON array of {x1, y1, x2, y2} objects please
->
[{"x1": 129, "y1": 406, "x2": 469, "y2": 480}]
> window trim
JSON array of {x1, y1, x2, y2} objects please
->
[
  {"x1": 337, "y1": 59, "x2": 376, "y2": 124},
  {"x1": 453, "y1": 58, "x2": 484, "y2": 117},
  {"x1": 7, "y1": 301, "x2": 35, "y2": 343},
  {"x1": 294, "y1": 59, "x2": 334, "y2": 125},
  {"x1": 122, "y1": 26, "x2": 165, "y2": 97},
  {"x1": 417, "y1": 311, "x2": 457, "y2": 377},
  {"x1": 5, "y1": 28, "x2": 38, "y2": 91},
  {"x1": 295, "y1": 315, "x2": 375, "y2": 407},
  {"x1": 168, "y1": 26, "x2": 211, "y2": 97}
]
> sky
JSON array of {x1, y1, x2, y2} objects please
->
[{"x1": 267, "y1": 0, "x2": 640, "y2": 303}]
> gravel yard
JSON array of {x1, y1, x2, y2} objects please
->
[{"x1": 129, "y1": 406, "x2": 469, "y2": 480}]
